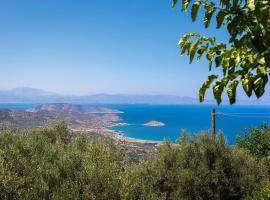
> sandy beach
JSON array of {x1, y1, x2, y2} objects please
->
[{"x1": 71, "y1": 127, "x2": 161, "y2": 144}]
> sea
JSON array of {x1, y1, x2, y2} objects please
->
[{"x1": 0, "y1": 103, "x2": 270, "y2": 145}]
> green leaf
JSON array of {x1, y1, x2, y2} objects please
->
[
  {"x1": 213, "y1": 81, "x2": 224, "y2": 104},
  {"x1": 178, "y1": 35, "x2": 189, "y2": 47},
  {"x1": 215, "y1": 56, "x2": 222, "y2": 67},
  {"x1": 229, "y1": 70, "x2": 242, "y2": 80},
  {"x1": 227, "y1": 80, "x2": 239, "y2": 104},
  {"x1": 206, "y1": 52, "x2": 214, "y2": 61},
  {"x1": 191, "y1": 1, "x2": 202, "y2": 22},
  {"x1": 221, "y1": 77, "x2": 229, "y2": 86},
  {"x1": 216, "y1": 10, "x2": 227, "y2": 28},
  {"x1": 247, "y1": 55, "x2": 254, "y2": 64},
  {"x1": 247, "y1": 0, "x2": 255, "y2": 11},
  {"x1": 189, "y1": 39, "x2": 202, "y2": 63},
  {"x1": 172, "y1": 0, "x2": 178, "y2": 8},
  {"x1": 257, "y1": 66, "x2": 267, "y2": 75},
  {"x1": 204, "y1": 3, "x2": 216, "y2": 28},
  {"x1": 199, "y1": 75, "x2": 218, "y2": 102},
  {"x1": 257, "y1": 57, "x2": 266, "y2": 65},
  {"x1": 181, "y1": 43, "x2": 188, "y2": 55},
  {"x1": 187, "y1": 42, "x2": 193, "y2": 55},
  {"x1": 209, "y1": 61, "x2": 213, "y2": 71},
  {"x1": 182, "y1": 0, "x2": 191, "y2": 11},
  {"x1": 234, "y1": 53, "x2": 241, "y2": 66},
  {"x1": 222, "y1": 67, "x2": 227, "y2": 76},
  {"x1": 178, "y1": 32, "x2": 201, "y2": 47},
  {"x1": 241, "y1": 74, "x2": 253, "y2": 97},
  {"x1": 209, "y1": 37, "x2": 216, "y2": 45},
  {"x1": 197, "y1": 46, "x2": 208, "y2": 60},
  {"x1": 253, "y1": 75, "x2": 268, "y2": 98},
  {"x1": 223, "y1": 57, "x2": 230, "y2": 68},
  {"x1": 190, "y1": 47, "x2": 196, "y2": 63}
]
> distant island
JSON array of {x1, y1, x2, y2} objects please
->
[{"x1": 144, "y1": 120, "x2": 165, "y2": 127}]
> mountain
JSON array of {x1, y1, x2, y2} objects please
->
[
  {"x1": 0, "y1": 87, "x2": 201, "y2": 104},
  {"x1": 0, "y1": 87, "x2": 268, "y2": 105},
  {"x1": 70, "y1": 94, "x2": 200, "y2": 104},
  {"x1": 0, "y1": 87, "x2": 64, "y2": 103}
]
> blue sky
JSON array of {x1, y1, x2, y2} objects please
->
[{"x1": 0, "y1": 0, "x2": 269, "y2": 102}]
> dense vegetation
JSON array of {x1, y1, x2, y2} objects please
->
[
  {"x1": 237, "y1": 123, "x2": 270, "y2": 159},
  {"x1": 0, "y1": 123, "x2": 125, "y2": 199},
  {"x1": 0, "y1": 123, "x2": 269, "y2": 199},
  {"x1": 172, "y1": 0, "x2": 270, "y2": 104},
  {"x1": 122, "y1": 133, "x2": 269, "y2": 200}
]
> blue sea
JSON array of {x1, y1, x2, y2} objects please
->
[{"x1": 1, "y1": 103, "x2": 270, "y2": 144}]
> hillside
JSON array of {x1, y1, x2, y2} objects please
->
[{"x1": 0, "y1": 103, "x2": 122, "y2": 129}]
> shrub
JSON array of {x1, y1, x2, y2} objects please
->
[
  {"x1": 245, "y1": 186, "x2": 270, "y2": 200},
  {"x1": 0, "y1": 125, "x2": 269, "y2": 200},
  {"x1": 0, "y1": 123, "x2": 125, "y2": 200},
  {"x1": 237, "y1": 123, "x2": 270, "y2": 159},
  {"x1": 121, "y1": 133, "x2": 269, "y2": 200}
]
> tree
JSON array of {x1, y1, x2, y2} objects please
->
[
  {"x1": 0, "y1": 124, "x2": 125, "y2": 200},
  {"x1": 120, "y1": 133, "x2": 269, "y2": 200},
  {"x1": 245, "y1": 186, "x2": 270, "y2": 200},
  {"x1": 237, "y1": 123, "x2": 270, "y2": 158},
  {"x1": 172, "y1": 0, "x2": 270, "y2": 104}
]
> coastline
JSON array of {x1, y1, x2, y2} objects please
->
[
  {"x1": 114, "y1": 133, "x2": 161, "y2": 144},
  {"x1": 105, "y1": 128, "x2": 161, "y2": 144},
  {"x1": 71, "y1": 127, "x2": 161, "y2": 144}
]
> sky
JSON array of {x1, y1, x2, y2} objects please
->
[{"x1": 0, "y1": 0, "x2": 269, "y2": 102}]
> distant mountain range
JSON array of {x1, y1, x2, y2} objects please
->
[{"x1": 0, "y1": 87, "x2": 268, "y2": 105}]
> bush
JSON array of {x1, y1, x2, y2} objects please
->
[
  {"x1": 0, "y1": 124, "x2": 269, "y2": 200},
  {"x1": 121, "y1": 133, "x2": 269, "y2": 200},
  {"x1": 237, "y1": 123, "x2": 270, "y2": 159},
  {"x1": 245, "y1": 186, "x2": 270, "y2": 200},
  {"x1": 0, "y1": 123, "x2": 125, "y2": 200}
]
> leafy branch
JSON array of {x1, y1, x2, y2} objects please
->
[{"x1": 173, "y1": 0, "x2": 270, "y2": 104}]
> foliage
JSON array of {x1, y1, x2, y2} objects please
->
[
  {"x1": 172, "y1": 0, "x2": 270, "y2": 104},
  {"x1": 0, "y1": 123, "x2": 124, "y2": 200},
  {"x1": 245, "y1": 186, "x2": 270, "y2": 200},
  {"x1": 237, "y1": 123, "x2": 270, "y2": 159},
  {"x1": 236, "y1": 123, "x2": 270, "y2": 199},
  {"x1": 120, "y1": 133, "x2": 269, "y2": 200},
  {"x1": 0, "y1": 124, "x2": 269, "y2": 199}
]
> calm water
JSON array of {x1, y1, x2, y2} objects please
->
[
  {"x1": 106, "y1": 104, "x2": 270, "y2": 144},
  {"x1": 1, "y1": 103, "x2": 270, "y2": 144}
]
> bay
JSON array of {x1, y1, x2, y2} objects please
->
[
  {"x1": 107, "y1": 104, "x2": 270, "y2": 144},
  {"x1": 1, "y1": 103, "x2": 269, "y2": 144}
]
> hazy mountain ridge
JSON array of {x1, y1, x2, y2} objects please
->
[
  {"x1": 0, "y1": 87, "x2": 268, "y2": 105},
  {"x1": 0, "y1": 87, "x2": 201, "y2": 104}
]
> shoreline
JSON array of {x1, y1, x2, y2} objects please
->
[
  {"x1": 114, "y1": 133, "x2": 161, "y2": 144},
  {"x1": 71, "y1": 127, "x2": 161, "y2": 144},
  {"x1": 105, "y1": 128, "x2": 161, "y2": 144}
]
